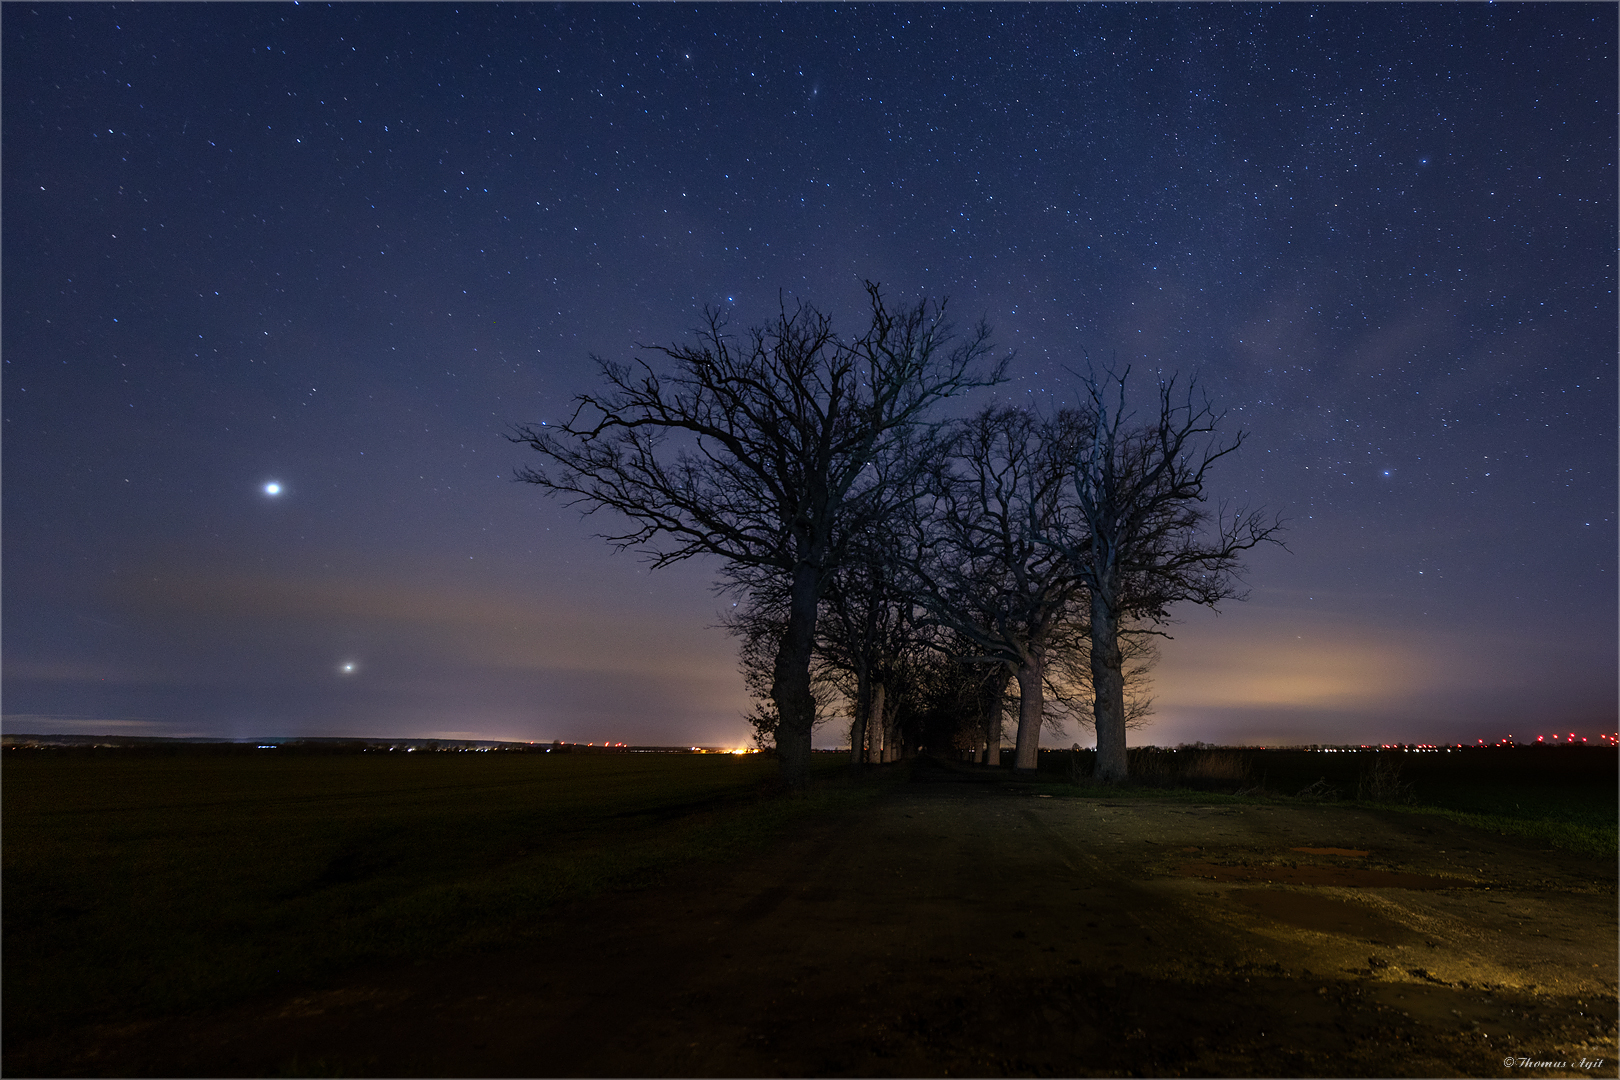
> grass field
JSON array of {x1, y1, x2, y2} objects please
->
[
  {"x1": 5, "y1": 744, "x2": 1612, "y2": 1051},
  {"x1": 1043, "y1": 745, "x2": 1618, "y2": 857},
  {"x1": 2, "y1": 749, "x2": 869, "y2": 1040}
]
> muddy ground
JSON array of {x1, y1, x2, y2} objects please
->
[{"x1": 9, "y1": 760, "x2": 1617, "y2": 1078}]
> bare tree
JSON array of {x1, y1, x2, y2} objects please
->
[
  {"x1": 1044, "y1": 367, "x2": 1283, "y2": 782},
  {"x1": 908, "y1": 405, "x2": 1091, "y2": 773},
  {"x1": 722, "y1": 597, "x2": 790, "y2": 751},
  {"x1": 937, "y1": 641, "x2": 1012, "y2": 764},
  {"x1": 1042, "y1": 615, "x2": 1159, "y2": 733},
  {"x1": 814, "y1": 532, "x2": 920, "y2": 766},
  {"x1": 510, "y1": 284, "x2": 1004, "y2": 787},
  {"x1": 718, "y1": 591, "x2": 838, "y2": 751},
  {"x1": 953, "y1": 640, "x2": 1012, "y2": 765}
]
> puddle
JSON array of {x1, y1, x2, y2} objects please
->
[
  {"x1": 1232, "y1": 888, "x2": 1421, "y2": 942},
  {"x1": 1178, "y1": 861, "x2": 1471, "y2": 889}
]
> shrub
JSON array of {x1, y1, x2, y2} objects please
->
[{"x1": 1357, "y1": 751, "x2": 1415, "y2": 804}]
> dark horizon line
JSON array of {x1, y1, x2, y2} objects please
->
[{"x1": 6, "y1": 733, "x2": 1613, "y2": 752}]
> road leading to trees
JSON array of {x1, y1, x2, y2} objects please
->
[{"x1": 13, "y1": 762, "x2": 1616, "y2": 1078}]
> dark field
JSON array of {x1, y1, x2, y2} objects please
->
[
  {"x1": 1056, "y1": 745, "x2": 1618, "y2": 858},
  {"x1": 4, "y1": 746, "x2": 1615, "y2": 1077},
  {"x1": 3, "y1": 750, "x2": 860, "y2": 1044}
]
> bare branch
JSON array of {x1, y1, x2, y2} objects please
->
[
  {"x1": 508, "y1": 285, "x2": 1007, "y2": 786},
  {"x1": 1041, "y1": 364, "x2": 1285, "y2": 782}
]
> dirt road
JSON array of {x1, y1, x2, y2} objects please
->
[{"x1": 13, "y1": 763, "x2": 1617, "y2": 1077}]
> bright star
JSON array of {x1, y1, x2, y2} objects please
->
[
  {"x1": 338, "y1": 661, "x2": 358, "y2": 675},
  {"x1": 263, "y1": 481, "x2": 282, "y2": 496}
]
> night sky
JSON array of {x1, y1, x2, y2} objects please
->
[{"x1": 4, "y1": 4, "x2": 1614, "y2": 750}]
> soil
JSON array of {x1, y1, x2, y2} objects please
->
[{"x1": 9, "y1": 760, "x2": 1617, "y2": 1078}]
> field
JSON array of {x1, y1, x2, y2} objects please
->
[
  {"x1": 1056, "y1": 745, "x2": 1618, "y2": 858},
  {"x1": 3, "y1": 750, "x2": 863, "y2": 1043},
  {"x1": 4, "y1": 746, "x2": 1615, "y2": 1077}
]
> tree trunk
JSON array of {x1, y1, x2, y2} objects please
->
[
  {"x1": 1090, "y1": 587, "x2": 1128, "y2": 782},
  {"x1": 868, "y1": 682, "x2": 886, "y2": 765},
  {"x1": 849, "y1": 666, "x2": 870, "y2": 768},
  {"x1": 771, "y1": 561, "x2": 821, "y2": 788},
  {"x1": 884, "y1": 692, "x2": 902, "y2": 762},
  {"x1": 1012, "y1": 649, "x2": 1044, "y2": 773},
  {"x1": 983, "y1": 668, "x2": 1006, "y2": 767}
]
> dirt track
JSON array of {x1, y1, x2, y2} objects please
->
[{"x1": 12, "y1": 762, "x2": 1617, "y2": 1078}]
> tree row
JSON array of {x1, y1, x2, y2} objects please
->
[{"x1": 511, "y1": 284, "x2": 1280, "y2": 786}]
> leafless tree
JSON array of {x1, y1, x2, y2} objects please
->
[
  {"x1": 814, "y1": 532, "x2": 922, "y2": 766},
  {"x1": 907, "y1": 405, "x2": 1092, "y2": 772},
  {"x1": 938, "y1": 639, "x2": 1013, "y2": 764},
  {"x1": 718, "y1": 591, "x2": 839, "y2": 751},
  {"x1": 1042, "y1": 616, "x2": 1159, "y2": 732},
  {"x1": 721, "y1": 596, "x2": 790, "y2": 751},
  {"x1": 1043, "y1": 366, "x2": 1283, "y2": 782},
  {"x1": 510, "y1": 284, "x2": 1005, "y2": 787}
]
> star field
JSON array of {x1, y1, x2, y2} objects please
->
[{"x1": 3, "y1": 4, "x2": 1613, "y2": 746}]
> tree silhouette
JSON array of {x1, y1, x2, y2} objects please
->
[
  {"x1": 510, "y1": 284, "x2": 1004, "y2": 787},
  {"x1": 814, "y1": 530, "x2": 922, "y2": 766},
  {"x1": 909, "y1": 405, "x2": 1090, "y2": 772},
  {"x1": 718, "y1": 589, "x2": 839, "y2": 752},
  {"x1": 1043, "y1": 366, "x2": 1283, "y2": 782}
]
